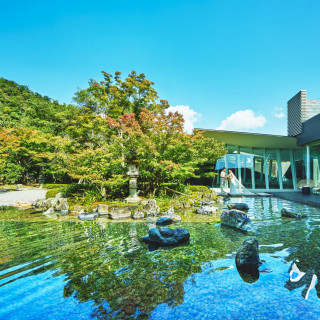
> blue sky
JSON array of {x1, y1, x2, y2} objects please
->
[{"x1": 1, "y1": 0, "x2": 320, "y2": 135}]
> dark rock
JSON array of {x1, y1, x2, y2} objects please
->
[
  {"x1": 156, "y1": 214, "x2": 181, "y2": 225},
  {"x1": 220, "y1": 209, "x2": 252, "y2": 232},
  {"x1": 237, "y1": 267, "x2": 260, "y2": 283},
  {"x1": 141, "y1": 228, "x2": 190, "y2": 246},
  {"x1": 281, "y1": 208, "x2": 306, "y2": 219},
  {"x1": 156, "y1": 216, "x2": 173, "y2": 226},
  {"x1": 227, "y1": 203, "x2": 249, "y2": 211},
  {"x1": 109, "y1": 207, "x2": 132, "y2": 220},
  {"x1": 78, "y1": 213, "x2": 98, "y2": 220},
  {"x1": 236, "y1": 237, "x2": 260, "y2": 271}
]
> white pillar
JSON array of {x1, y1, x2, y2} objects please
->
[{"x1": 306, "y1": 145, "x2": 311, "y2": 180}]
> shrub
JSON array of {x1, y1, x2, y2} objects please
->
[
  {"x1": 43, "y1": 183, "x2": 67, "y2": 189},
  {"x1": 46, "y1": 188, "x2": 61, "y2": 199}
]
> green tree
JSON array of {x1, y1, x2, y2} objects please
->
[{"x1": 73, "y1": 70, "x2": 169, "y2": 118}]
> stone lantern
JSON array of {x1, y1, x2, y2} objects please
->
[{"x1": 125, "y1": 151, "x2": 141, "y2": 203}]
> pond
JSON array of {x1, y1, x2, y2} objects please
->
[{"x1": 0, "y1": 197, "x2": 319, "y2": 319}]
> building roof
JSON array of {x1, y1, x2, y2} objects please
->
[{"x1": 197, "y1": 129, "x2": 302, "y2": 149}]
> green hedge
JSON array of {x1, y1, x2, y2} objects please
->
[{"x1": 46, "y1": 188, "x2": 62, "y2": 199}]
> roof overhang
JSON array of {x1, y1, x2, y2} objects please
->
[{"x1": 197, "y1": 129, "x2": 301, "y2": 150}]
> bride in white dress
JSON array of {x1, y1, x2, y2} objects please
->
[
  {"x1": 228, "y1": 169, "x2": 252, "y2": 195},
  {"x1": 228, "y1": 169, "x2": 237, "y2": 194}
]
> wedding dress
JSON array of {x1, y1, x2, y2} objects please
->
[{"x1": 229, "y1": 172, "x2": 253, "y2": 196}]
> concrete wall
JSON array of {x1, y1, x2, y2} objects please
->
[{"x1": 297, "y1": 113, "x2": 320, "y2": 146}]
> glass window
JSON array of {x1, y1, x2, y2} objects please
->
[
  {"x1": 294, "y1": 149, "x2": 306, "y2": 184},
  {"x1": 227, "y1": 145, "x2": 238, "y2": 154},
  {"x1": 266, "y1": 149, "x2": 280, "y2": 189},
  {"x1": 280, "y1": 150, "x2": 293, "y2": 189},
  {"x1": 253, "y1": 148, "x2": 266, "y2": 189},
  {"x1": 240, "y1": 147, "x2": 252, "y2": 188}
]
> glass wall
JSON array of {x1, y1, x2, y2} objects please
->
[
  {"x1": 253, "y1": 148, "x2": 266, "y2": 189},
  {"x1": 266, "y1": 149, "x2": 280, "y2": 189},
  {"x1": 280, "y1": 150, "x2": 293, "y2": 189},
  {"x1": 214, "y1": 146, "x2": 304, "y2": 190}
]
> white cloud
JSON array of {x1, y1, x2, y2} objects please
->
[
  {"x1": 166, "y1": 105, "x2": 202, "y2": 134},
  {"x1": 273, "y1": 107, "x2": 285, "y2": 119},
  {"x1": 274, "y1": 112, "x2": 285, "y2": 119},
  {"x1": 216, "y1": 109, "x2": 266, "y2": 131}
]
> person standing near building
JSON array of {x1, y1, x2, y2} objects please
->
[{"x1": 220, "y1": 168, "x2": 227, "y2": 194}]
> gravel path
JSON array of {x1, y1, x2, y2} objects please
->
[{"x1": 0, "y1": 188, "x2": 47, "y2": 206}]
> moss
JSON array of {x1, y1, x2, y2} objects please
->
[{"x1": 46, "y1": 188, "x2": 61, "y2": 199}]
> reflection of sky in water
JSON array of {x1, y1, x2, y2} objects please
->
[
  {"x1": 0, "y1": 270, "x2": 95, "y2": 320},
  {"x1": 152, "y1": 255, "x2": 319, "y2": 320}
]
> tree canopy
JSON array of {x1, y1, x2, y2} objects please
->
[{"x1": 0, "y1": 72, "x2": 226, "y2": 197}]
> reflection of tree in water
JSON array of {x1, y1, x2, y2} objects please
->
[{"x1": 55, "y1": 222, "x2": 230, "y2": 319}]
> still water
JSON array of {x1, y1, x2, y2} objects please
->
[{"x1": 0, "y1": 197, "x2": 319, "y2": 320}]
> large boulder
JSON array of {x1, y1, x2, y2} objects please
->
[
  {"x1": 141, "y1": 228, "x2": 189, "y2": 246},
  {"x1": 71, "y1": 205, "x2": 86, "y2": 213},
  {"x1": 109, "y1": 207, "x2": 132, "y2": 220},
  {"x1": 96, "y1": 204, "x2": 109, "y2": 215},
  {"x1": 142, "y1": 199, "x2": 160, "y2": 217},
  {"x1": 281, "y1": 208, "x2": 306, "y2": 219},
  {"x1": 33, "y1": 197, "x2": 69, "y2": 214},
  {"x1": 227, "y1": 203, "x2": 249, "y2": 211},
  {"x1": 196, "y1": 205, "x2": 218, "y2": 215},
  {"x1": 220, "y1": 209, "x2": 252, "y2": 232},
  {"x1": 236, "y1": 237, "x2": 260, "y2": 271},
  {"x1": 33, "y1": 199, "x2": 50, "y2": 211},
  {"x1": 55, "y1": 199, "x2": 69, "y2": 214},
  {"x1": 156, "y1": 214, "x2": 182, "y2": 226},
  {"x1": 132, "y1": 211, "x2": 145, "y2": 219}
]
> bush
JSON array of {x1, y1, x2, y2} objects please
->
[
  {"x1": 188, "y1": 185, "x2": 211, "y2": 193},
  {"x1": 43, "y1": 183, "x2": 67, "y2": 189},
  {"x1": 46, "y1": 188, "x2": 61, "y2": 199}
]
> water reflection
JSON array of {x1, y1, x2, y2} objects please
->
[
  {"x1": 0, "y1": 197, "x2": 320, "y2": 319},
  {"x1": 285, "y1": 259, "x2": 318, "y2": 299}
]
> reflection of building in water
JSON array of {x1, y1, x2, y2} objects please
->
[{"x1": 285, "y1": 259, "x2": 318, "y2": 300}]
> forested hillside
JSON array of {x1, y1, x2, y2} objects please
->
[{"x1": 0, "y1": 78, "x2": 80, "y2": 135}]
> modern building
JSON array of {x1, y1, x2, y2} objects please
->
[{"x1": 200, "y1": 91, "x2": 320, "y2": 192}]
